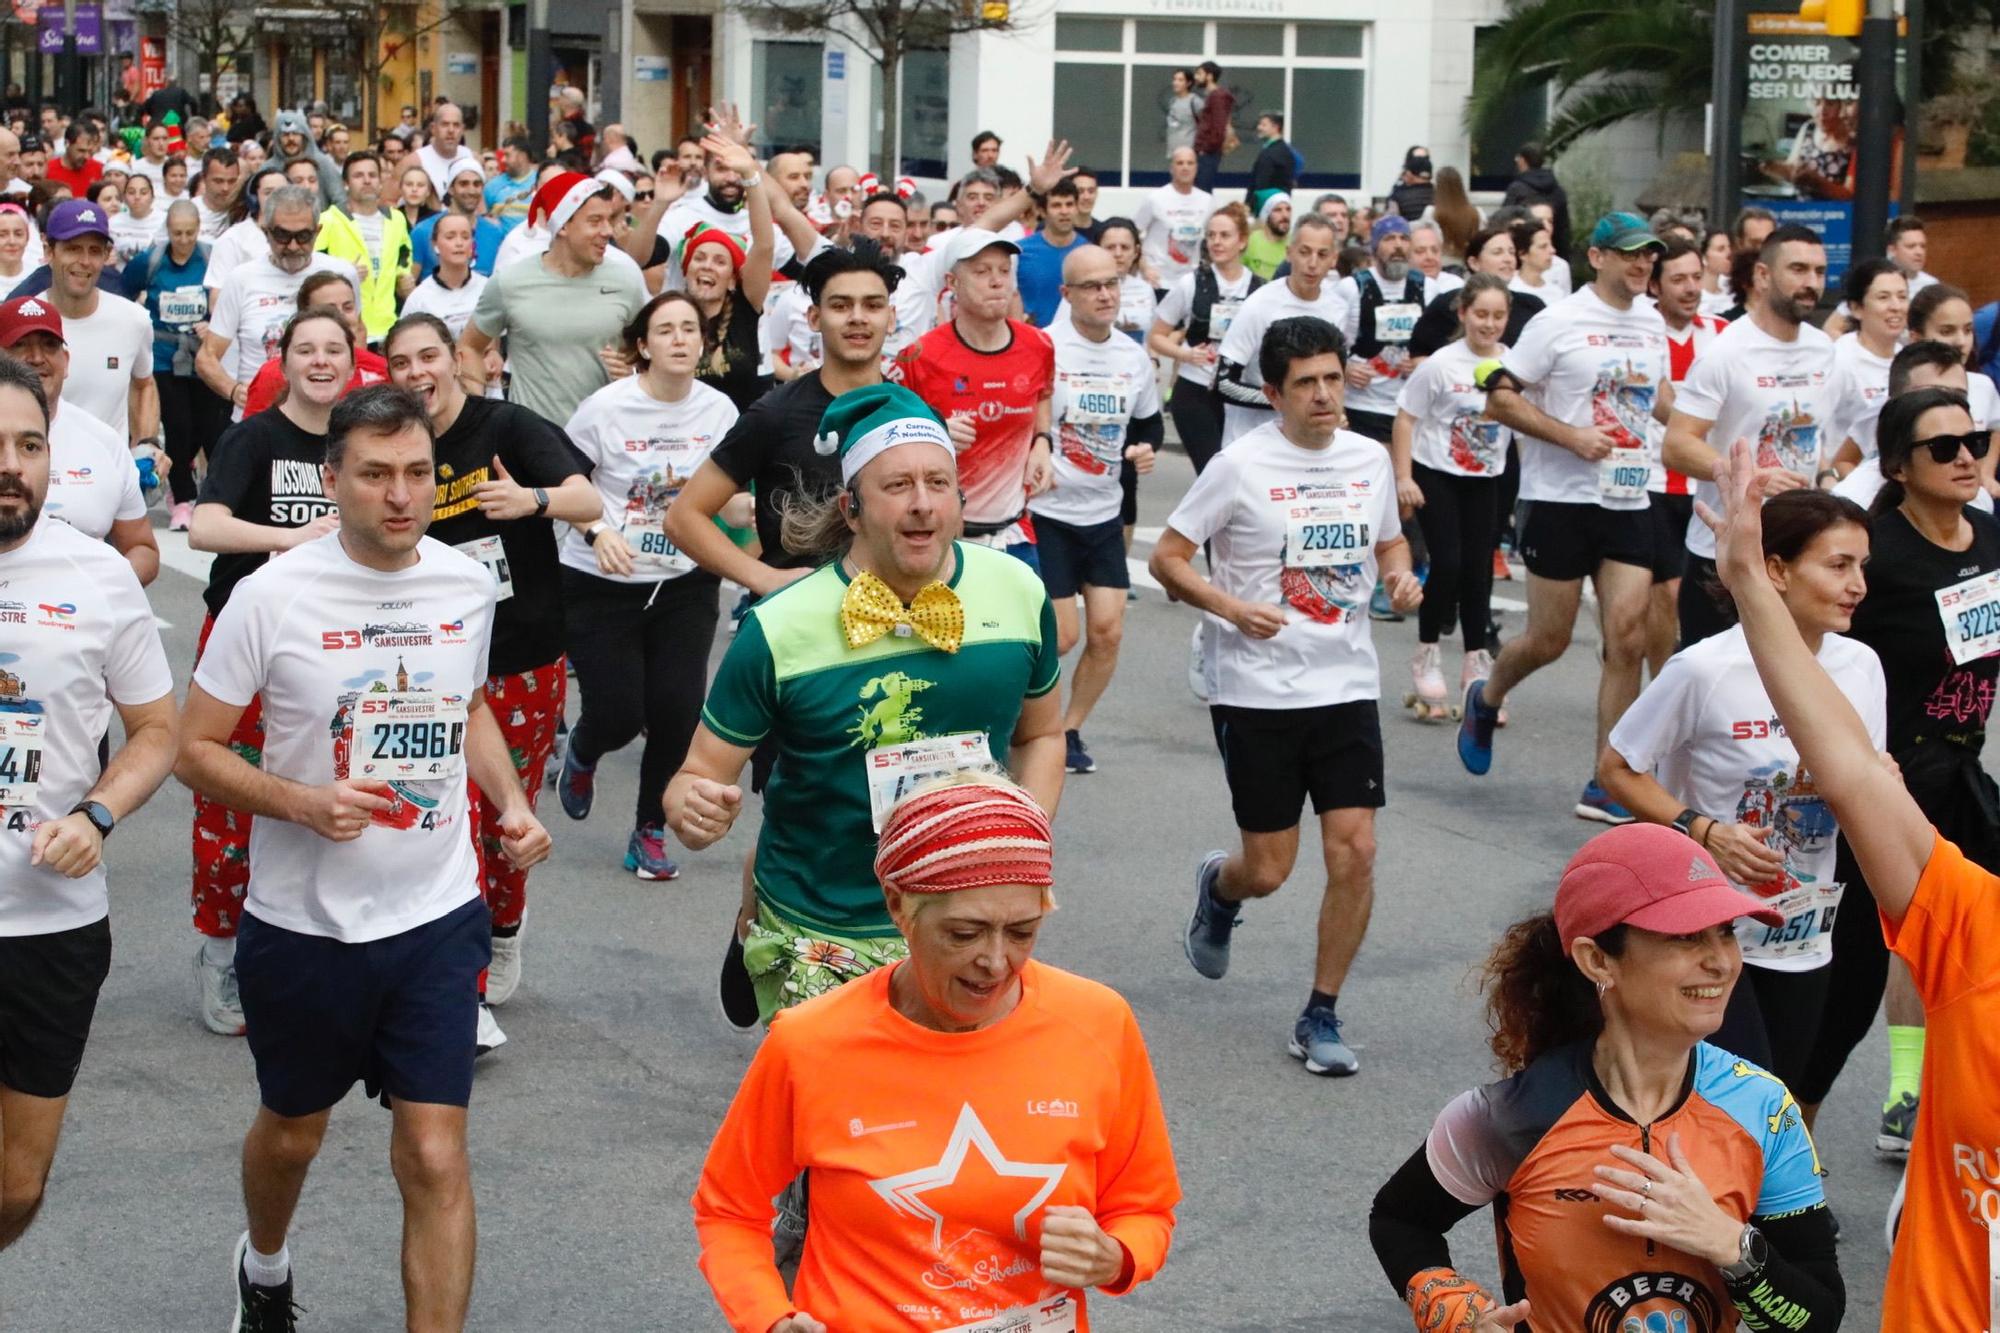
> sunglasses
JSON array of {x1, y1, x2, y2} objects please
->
[
  {"x1": 1914, "y1": 429, "x2": 1992, "y2": 464},
  {"x1": 633, "y1": 191, "x2": 654, "y2": 202},
  {"x1": 269, "y1": 226, "x2": 315, "y2": 247}
]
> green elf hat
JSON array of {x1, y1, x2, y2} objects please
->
[{"x1": 813, "y1": 383, "x2": 954, "y2": 485}]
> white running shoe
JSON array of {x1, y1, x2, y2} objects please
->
[
  {"x1": 475, "y1": 1004, "x2": 508, "y2": 1057},
  {"x1": 1405, "y1": 643, "x2": 1448, "y2": 720},
  {"x1": 486, "y1": 922, "x2": 523, "y2": 1007},
  {"x1": 1187, "y1": 622, "x2": 1209, "y2": 702},
  {"x1": 195, "y1": 945, "x2": 247, "y2": 1037}
]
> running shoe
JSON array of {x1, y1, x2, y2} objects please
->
[
  {"x1": 624, "y1": 823, "x2": 681, "y2": 881},
  {"x1": 1493, "y1": 547, "x2": 1512, "y2": 581},
  {"x1": 1575, "y1": 780, "x2": 1636, "y2": 825},
  {"x1": 1456, "y1": 678, "x2": 1499, "y2": 775},
  {"x1": 1289, "y1": 1005, "x2": 1359, "y2": 1076},
  {"x1": 1369, "y1": 581, "x2": 1404, "y2": 622},
  {"x1": 196, "y1": 946, "x2": 247, "y2": 1037},
  {"x1": 1183, "y1": 850, "x2": 1237, "y2": 980},
  {"x1": 1876, "y1": 1092, "x2": 1917, "y2": 1157},
  {"x1": 474, "y1": 1004, "x2": 507, "y2": 1057},
  {"x1": 170, "y1": 500, "x2": 193, "y2": 532},
  {"x1": 1065, "y1": 729, "x2": 1097, "y2": 774},
  {"x1": 546, "y1": 719, "x2": 569, "y2": 788},
  {"x1": 231, "y1": 1232, "x2": 302, "y2": 1333},
  {"x1": 719, "y1": 929, "x2": 760, "y2": 1033},
  {"x1": 486, "y1": 922, "x2": 523, "y2": 1007},
  {"x1": 556, "y1": 745, "x2": 594, "y2": 820},
  {"x1": 1187, "y1": 622, "x2": 1209, "y2": 702}
]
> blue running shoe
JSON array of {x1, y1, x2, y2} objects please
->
[
  {"x1": 1289, "y1": 1005, "x2": 1359, "y2": 1076},
  {"x1": 1369, "y1": 581, "x2": 1403, "y2": 622},
  {"x1": 1457, "y1": 678, "x2": 1499, "y2": 775},
  {"x1": 1065, "y1": 729, "x2": 1097, "y2": 774},
  {"x1": 1183, "y1": 850, "x2": 1237, "y2": 979},
  {"x1": 624, "y1": 823, "x2": 681, "y2": 880},
  {"x1": 1575, "y1": 780, "x2": 1636, "y2": 825},
  {"x1": 557, "y1": 746, "x2": 595, "y2": 821}
]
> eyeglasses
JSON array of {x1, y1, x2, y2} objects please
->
[
  {"x1": 633, "y1": 191, "x2": 654, "y2": 202},
  {"x1": 1915, "y1": 429, "x2": 1992, "y2": 463},
  {"x1": 268, "y1": 226, "x2": 315, "y2": 247},
  {"x1": 1066, "y1": 277, "x2": 1120, "y2": 295}
]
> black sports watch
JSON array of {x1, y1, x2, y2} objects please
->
[
  {"x1": 1717, "y1": 1223, "x2": 1768, "y2": 1283},
  {"x1": 70, "y1": 799, "x2": 114, "y2": 840},
  {"x1": 1670, "y1": 808, "x2": 1706, "y2": 839},
  {"x1": 532, "y1": 486, "x2": 550, "y2": 517}
]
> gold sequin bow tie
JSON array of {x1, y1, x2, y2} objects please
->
[{"x1": 841, "y1": 571, "x2": 963, "y2": 653}]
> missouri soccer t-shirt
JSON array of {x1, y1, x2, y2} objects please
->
[
  {"x1": 1397, "y1": 339, "x2": 1513, "y2": 479},
  {"x1": 196, "y1": 407, "x2": 333, "y2": 615},
  {"x1": 1165, "y1": 421, "x2": 1401, "y2": 710},
  {"x1": 701, "y1": 543, "x2": 1059, "y2": 937},
  {"x1": 0, "y1": 519, "x2": 173, "y2": 936},
  {"x1": 1502, "y1": 285, "x2": 1668, "y2": 511},
  {"x1": 1608, "y1": 625, "x2": 1885, "y2": 970},
  {"x1": 191, "y1": 533, "x2": 497, "y2": 943},
  {"x1": 561, "y1": 375, "x2": 739, "y2": 586},
  {"x1": 1029, "y1": 318, "x2": 1161, "y2": 529},
  {"x1": 1672, "y1": 317, "x2": 1835, "y2": 560},
  {"x1": 895, "y1": 319, "x2": 1054, "y2": 530}
]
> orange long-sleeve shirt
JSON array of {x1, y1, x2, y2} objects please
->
[{"x1": 692, "y1": 960, "x2": 1180, "y2": 1333}]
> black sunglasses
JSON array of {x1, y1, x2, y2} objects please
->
[
  {"x1": 633, "y1": 190, "x2": 654, "y2": 201},
  {"x1": 268, "y1": 225, "x2": 315, "y2": 247},
  {"x1": 1915, "y1": 429, "x2": 1992, "y2": 464}
]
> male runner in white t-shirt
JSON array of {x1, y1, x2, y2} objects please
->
[
  {"x1": 1215, "y1": 213, "x2": 1347, "y2": 447},
  {"x1": 1456, "y1": 213, "x2": 1671, "y2": 826},
  {"x1": 0, "y1": 354, "x2": 175, "y2": 1257},
  {"x1": 1153, "y1": 313, "x2": 1421, "y2": 1078},
  {"x1": 177, "y1": 384, "x2": 552, "y2": 1330}
]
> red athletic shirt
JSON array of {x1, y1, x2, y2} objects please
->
[
  {"x1": 242, "y1": 347, "x2": 388, "y2": 418},
  {"x1": 896, "y1": 319, "x2": 1053, "y2": 529},
  {"x1": 1660, "y1": 314, "x2": 1728, "y2": 495}
]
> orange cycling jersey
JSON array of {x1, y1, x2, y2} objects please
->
[{"x1": 1425, "y1": 1040, "x2": 1824, "y2": 1331}]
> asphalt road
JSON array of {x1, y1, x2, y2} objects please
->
[{"x1": 2, "y1": 450, "x2": 1902, "y2": 1330}]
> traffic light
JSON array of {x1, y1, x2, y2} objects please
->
[{"x1": 1799, "y1": 0, "x2": 1863, "y2": 37}]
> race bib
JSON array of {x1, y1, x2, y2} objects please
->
[
  {"x1": 1936, "y1": 569, "x2": 2000, "y2": 665},
  {"x1": 1285, "y1": 498, "x2": 1372, "y2": 569},
  {"x1": 1742, "y1": 878, "x2": 1843, "y2": 965},
  {"x1": 1598, "y1": 448, "x2": 1650, "y2": 501},
  {"x1": 0, "y1": 713, "x2": 44, "y2": 808},
  {"x1": 159, "y1": 286, "x2": 206, "y2": 327},
  {"x1": 865, "y1": 731, "x2": 1002, "y2": 832},
  {"x1": 623, "y1": 511, "x2": 693, "y2": 577},
  {"x1": 455, "y1": 534, "x2": 513, "y2": 601},
  {"x1": 939, "y1": 1295, "x2": 1077, "y2": 1333},
  {"x1": 1376, "y1": 302, "x2": 1422, "y2": 346},
  {"x1": 352, "y1": 692, "x2": 468, "y2": 782},
  {"x1": 1168, "y1": 221, "x2": 1202, "y2": 262},
  {"x1": 1208, "y1": 296, "x2": 1243, "y2": 341}
]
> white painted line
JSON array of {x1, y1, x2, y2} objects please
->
[
  {"x1": 153, "y1": 615, "x2": 174, "y2": 630},
  {"x1": 1131, "y1": 525, "x2": 1164, "y2": 544},
  {"x1": 1127, "y1": 558, "x2": 1162, "y2": 592},
  {"x1": 1492, "y1": 596, "x2": 1527, "y2": 613},
  {"x1": 153, "y1": 529, "x2": 214, "y2": 582}
]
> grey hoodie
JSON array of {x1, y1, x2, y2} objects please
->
[{"x1": 271, "y1": 109, "x2": 345, "y2": 210}]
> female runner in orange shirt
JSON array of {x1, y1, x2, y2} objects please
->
[{"x1": 691, "y1": 776, "x2": 1180, "y2": 1333}]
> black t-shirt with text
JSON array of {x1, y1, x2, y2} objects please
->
[
  {"x1": 197, "y1": 408, "x2": 331, "y2": 615},
  {"x1": 425, "y1": 395, "x2": 591, "y2": 676},
  {"x1": 1847, "y1": 505, "x2": 2000, "y2": 753},
  {"x1": 705, "y1": 370, "x2": 843, "y2": 569}
]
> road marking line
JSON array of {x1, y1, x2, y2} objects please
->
[{"x1": 154, "y1": 530, "x2": 214, "y2": 582}]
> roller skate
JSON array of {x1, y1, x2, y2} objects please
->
[{"x1": 1405, "y1": 643, "x2": 1450, "y2": 722}]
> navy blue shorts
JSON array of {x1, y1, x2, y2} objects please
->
[
  {"x1": 237, "y1": 897, "x2": 491, "y2": 1118},
  {"x1": 1033, "y1": 514, "x2": 1130, "y2": 598}
]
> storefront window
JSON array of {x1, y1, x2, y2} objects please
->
[{"x1": 752, "y1": 39, "x2": 822, "y2": 158}]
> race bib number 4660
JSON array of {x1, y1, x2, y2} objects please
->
[
  {"x1": 352, "y1": 692, "x2": 468, "y2": 781},
  {"x1": 1936, "y1": 569, "x2": 2000, "y2": 665}
]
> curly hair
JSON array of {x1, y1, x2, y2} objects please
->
[{"x1": 1481, "y1": 913, "x2": 1628, "y2": 1073}]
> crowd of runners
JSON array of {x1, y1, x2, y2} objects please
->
[{"x1": 0, "y1": 89, "x2": 1992, "y2": 1333}]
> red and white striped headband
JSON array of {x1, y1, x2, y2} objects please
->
[{"x1": 874, "y1": 778, "x2": 1054, "y2": 895}]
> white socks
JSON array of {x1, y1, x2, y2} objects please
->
[
  {"x1": 243, "y1": 1239, "x2": 291, "y2": 1288},
  {"x1": 202, "y1": 934, "x2": 236, "y2": 967}
]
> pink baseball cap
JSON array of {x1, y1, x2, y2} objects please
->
[{"x1": 1554, "y1": 823, "x2": 1784, "y2": 955}]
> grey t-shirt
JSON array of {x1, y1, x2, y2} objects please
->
[{"x1": 471, "y1": 252, "x2": 648, "y2": 425}]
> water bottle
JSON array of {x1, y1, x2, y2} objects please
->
[{"x1": 136, "y1": 454, "x2": 159, "y2": 501}]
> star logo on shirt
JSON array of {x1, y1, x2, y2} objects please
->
[{"x1": 868, "y1": 1103, "x2": 1066, "y2": 1253}]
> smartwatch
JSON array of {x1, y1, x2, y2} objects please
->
[
  {"x1": 1717, "y1": 1223, "x2": 1768, "y2": 1283},
  {"x1": 532, "y1": 486, "x2": 550, "y2": 517},
  {"x1": 70, "y1": 800, "x2": 115, "y2": 840},
  {"x1": 1670, "y1": 808, "x2": 1706, "y2": 839},
  {"x1": 583, "y1": 521, "x2": 609, "y2": 546}
]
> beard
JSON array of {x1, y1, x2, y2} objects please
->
[
  {"x1": 1379, "y1": 258, "x2": 1410, "y2": 282},
  {"x1": 0, "y1": 478, "x2": 40, "y2": 543}
]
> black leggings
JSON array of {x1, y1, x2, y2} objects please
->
[
  {"x1": 1171, "y1": 380, "x2": 1224, "y2": 475},
  {"x1": 560, "y1": 566, "x2": 720, "y2": 827},
  {"x1": 158, "y1": 372, "x2": 232, "y2": 504},
  {"x1": 1411, "y1": 463, "x2": 1498, "y2": 653}
]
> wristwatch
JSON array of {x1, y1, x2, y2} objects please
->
[
  {"x1": 1717, "y1": 1223, "x2": 1768, "y2": 1282},
  {"x1": 532, "y1": 486, "x2": 550, "y2": 517},
  {"x1": 69, "y1": 800, "x2": 115, "y2": 840},
  {"x1": 1670, "y1": 808, "x2": 1706, "y2": 839},
  {"x1": 583, "y1": 521, "x2": 609, "y2": 546},
  {"x1": 741, "y1": 171, "x2": 763, "y2": 189}
]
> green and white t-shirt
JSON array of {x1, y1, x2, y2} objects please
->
[{"x1": 702, "y1": 542, "x2": 1060, "y2": 937}]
